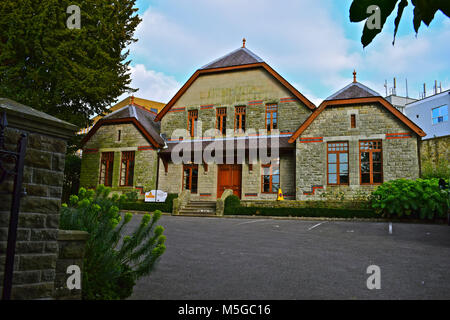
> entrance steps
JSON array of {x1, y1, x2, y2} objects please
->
[{"x1": 179, "y1": 200, "x2": 217, "y2": 215}]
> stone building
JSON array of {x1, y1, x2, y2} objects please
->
[
  {"x1": 79, "y1": 43, "x2": 425, "y2": 202},
  {"x1": 80, "y1": 103, "x2": 165, "y2": 196}
]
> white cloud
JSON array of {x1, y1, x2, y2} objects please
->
[{"x1": 119, "y1": 64, "x2": 180, "y2": 103}]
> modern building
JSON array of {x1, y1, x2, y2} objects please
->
[
  {"x1": 404, "y1": 90, "x2": 449, "y2": 140},
  {"x1": 79, "y1": 42, "x2": 425, "y2": 201},
  {"x1": 385, "y1": 95, "x2": 417, "y2": 114}
]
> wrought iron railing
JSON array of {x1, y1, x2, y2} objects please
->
[{"x1": 1, "y1": 111, "x2": 28, "y2": 300}]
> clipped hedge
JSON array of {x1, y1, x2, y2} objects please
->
[
  {"x1": 224, "y1": 195, "x2": 376, "y2": 218},
  {"x1": 119, "y1": 193, "x2": 178, "y2": 213}
]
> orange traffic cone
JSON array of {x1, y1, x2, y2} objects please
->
[{"x1": 277, "y1": 188, "x2": 284, "y2": 201}]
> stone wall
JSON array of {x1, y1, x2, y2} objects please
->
[
  {"x1": 420, "y1": 135, "x2": 450, "y2": 165},
  {"x1": 161, "y1": 68, "x2": 312, "y2": 138},
  {"x1": 158, "y1": 153, "x2": 296, "y2": 201},
  {"x1": 80, "y1": 123, "x2": 158, "y2": 198},
  {"x1": 54, "y1": 230, "x2": 88, "y2": 300},
  {"x1": 295, "y1": 103, "x2": 420, "y2": 200},
  {"x1": 0, "y1": 98, "x2": 77, "y2": 299}
]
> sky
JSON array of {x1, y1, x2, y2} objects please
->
[{"x1": 119, "y1": 0, "x2": 450, "y2": 106}]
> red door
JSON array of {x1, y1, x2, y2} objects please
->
[{"x1": 217, "y1": 164, "x2": 242, "y2": 199}]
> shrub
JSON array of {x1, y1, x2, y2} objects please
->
[
  {"x1": 119, "y1": 193, "x2": 178, "y2": 213},
  {"x1": 60, "y1": 185, "x2": 166, "y2": 300},
  {"x1": 125, "y1": 190, "x2": 139, "y2": 202},
  {"x1": 224, "y1": 205, "x2": 376, "y2": 218},
  {"x1": 371, "y1": 178, "x2": 449, "y2": 219},
  {"x1": 224, "y1": 195, "x2": 240, "y2": 214}
]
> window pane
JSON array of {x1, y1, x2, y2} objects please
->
[
  {"x1": 361, "y1": 162, "x2": 370, "y2": 173},
  {"x1": 373, "y1": 162, "x2": 382, "y2": 173},
  {"x1": 372, "y1": 152, "x2": 381, "y2": 162},
  {"x1": 328, "y1": 153, "x2": 337, "y2": 163},
  {"x1": 263, "y1": 175, "x2": 270, "y2": 185},
  {"x1": 432, "y1": 108, "x2": 440, "y2": 118},
  {"x1": 339, "y1": 163, "x2": 348, "y2": 174},
  {"x1": 373, "y1": 173, "x2": 382, "y2": 183},
  {"x1": 263, "y1": 167, "x2": 270, "y2": 175},
  {"x1": 361, "y1": 173, "x2": 370, "y2": 184},
  {"x1": 361, "y1": 152, "x2": 370, "y2": 162},
  {"x1": 272, "y1": 183, "x2": 280, "y2": 193},
  {"x1": 339, "y1": 153, "x2": 348, "y2": 163},
  {"x1": 272, "y1": 175, "x2": 280, "y2": 184},
  {"x1": 328, "y1": 163, "x2": 337, "y2": 174},
  {"x1": 263, "y1": 183, "x2": 270, "y2": 193},
  {"x1": 340, "y1": 174, "x2": 349, "y2": 184},
  {"x1": 328, "y1": 174, "x2": 337, "y2": 184}
]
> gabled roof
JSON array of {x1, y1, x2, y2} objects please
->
[
  {"x1": 325, "y1": 81, "x2": 380, "y2": 100},
  {"x1": 288, "y1": 96, "x2": 426, "y2": 143},
  {"x1": 155, "y1": 45, "x2": 316, "y2": 121},
  {"x1": 200, "y1": 47, "x2": 264, "y2": 70},
  {"x1": 81, "y1": 104, "x2": 164, "y2": 148}
]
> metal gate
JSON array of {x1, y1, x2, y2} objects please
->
[{"x1": 0, "y1": 111, "x2": 28, "y2": 300}]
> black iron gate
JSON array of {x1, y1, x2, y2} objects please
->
[{"x1": 0, "y1": 111, "x2": 27, "y2": 300}]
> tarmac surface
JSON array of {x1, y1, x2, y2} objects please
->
[{"x1": 128, "y1": 215, "x2": 450, "y2": 300}]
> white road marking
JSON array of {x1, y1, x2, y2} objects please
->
[
  {"x1": 308, "y1": 221, "x2": 327, "y2": 231},
  {"x1": 236, "y1": 219, "x2": 267, "y2": 226},
  {"x1": 389, "y1": 222, "x2": 393, "y2": 234}
]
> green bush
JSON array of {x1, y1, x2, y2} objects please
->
[
  {"x1": 60, "y1": 185, "x2": 166, "y2": 300},
  {"x1": 119, "y1": 193, "x2": 178, "y2": 213},
  {"x1": 224, "y1": 205, "x2": 376, "y2": 218},
  {"x1": 224, "y1": 195, "x2": 241, "y2": 214},
  {"x1": 371, "y1": 178, "x2": 449, "y2": 219}
]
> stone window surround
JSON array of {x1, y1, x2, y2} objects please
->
[
  {"x1": 347, "y1": 109, "x2": 359, "y2": 130},
  {"x1": 114, "y1": 126, "x2": 123, "y2": 143}
]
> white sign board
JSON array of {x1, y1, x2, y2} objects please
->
[{"x1": 145, "y1": 190, "x2": 167, "y2": 202}]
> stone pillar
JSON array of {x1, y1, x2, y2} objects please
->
[
  {"x1": 0, "y1": 98, "x2": 77, "y2": 299},
  {"x1": 54, "y1": 230, "x2": 89, "y2": 300}
]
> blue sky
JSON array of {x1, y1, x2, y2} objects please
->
[{"x1": 122, "y1": 0, "x2": 450, "y2": 105}]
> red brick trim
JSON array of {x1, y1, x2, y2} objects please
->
[
  {"x1": 83, "y1": 148, "x2": 99, "y2": 154},
  {"x1": 299, "y1": 137, "x2": 323, "y2": 143},
  {"x1": 248, "y1": 100, "x2": 263, "y2": 106},
  {"x1": 303, "y1": 185, "x2": 324, "y2": 195},
  {"x1": 138, "y1": 146, "x2": 154, "y2": 151},
  {"x1": 168, "y1": 107, "x2": 186, "y2": 113},
  {"x1": 386, "y1": 133, "x2": 412, "y2": 139}
]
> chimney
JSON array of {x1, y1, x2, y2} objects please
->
[
  {"x1": 423, "y1": 83, "x2": 426, "y2": 98},
  {"x1": 434, "y1": 80, "x2": 438, "y2": 95}
]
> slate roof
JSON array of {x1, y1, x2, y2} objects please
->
[
  {"x1": 325, "y1": 82, "x2": 380, "y2": 101},
  {"x1": 200, "y1": 47, "x2": 264, "y2": 70},
  {"x1": 101, "y1": 104, "x2": 164, "y2": 146}
]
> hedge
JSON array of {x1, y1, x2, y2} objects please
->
[
  {"x1": 224, "y1": 195, "x2": 376, "y2": 218},
  {"x1": 119, "y1": 193, "x2": 178, "y2": 213}
]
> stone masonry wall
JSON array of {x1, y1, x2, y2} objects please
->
[
  {"x1": 158, "y1": 153, "x2": 296, "y2": 201},
  {"x1": 54, "y1": 230, "x2": 88, "y2": 300},
  {"x1": 295, "y1": 103, "x2": 420, "y2": 200},
  {"x1": 420, "y1": 135, "x2": 450, "y2": 166},
  {"x1": 0, "y1": 127, "x2": 69, "y2": 299},
  {"x1": 161, "y1": 68, "x2": 312, "y2": 138}
]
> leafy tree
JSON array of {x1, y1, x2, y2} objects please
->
[
  {"x1": 60, "y1": 185, "x2": 166, "y2": 300},
  {"x1": 349, "y1": 0, "x2": 450, "y2": 47},
  {"x1": 0, "y1": 0, "x2": 141, "y2": 128}
]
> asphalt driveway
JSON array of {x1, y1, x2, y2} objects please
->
[{"x1": 127, "y1": 215, "x2": 450, "y2": 300}]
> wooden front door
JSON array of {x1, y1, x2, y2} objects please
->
[{"x1": 217, "y1": 164, "x2": 242, "y2": 199}]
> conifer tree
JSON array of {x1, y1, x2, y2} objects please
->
[{"x1": 0, "y1": 0, "x2": 141, "y2": 127}]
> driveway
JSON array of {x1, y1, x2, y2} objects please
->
[{"x1": 127, "y1": 215, "x2": 450, "y2": 299}]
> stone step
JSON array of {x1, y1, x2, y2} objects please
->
[
  {"x1": 188, "y1": 201, "x2": 216, "y2": 206},
  {"x1": 179, "y1": 208, "x2": 216, "y2": 214}
]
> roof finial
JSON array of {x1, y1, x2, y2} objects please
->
[
  {"x1": 242, "y1": 38, "x2": 246, "y2": 48},
  {"x1": 131, "y1": 95, "x2": 135, "y2": 105},
  {"x1": 353, "y1": 70, "x2": 357, "y2": 83}
]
